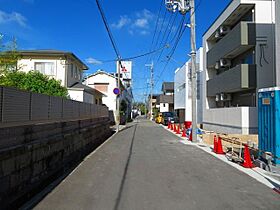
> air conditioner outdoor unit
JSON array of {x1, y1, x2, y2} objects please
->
[
  {"x1": 220, "y1": 58, "x2": 231, "y2": 68},
  {"x1": 219, "y1": 25, "x2": 230, "y2": 36},
  {"x1": 220, "y1": 93, "x2": 232, "y2": 101}
]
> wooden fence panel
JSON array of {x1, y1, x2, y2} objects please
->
[{"x1": 31, "y1": 92, "x2": 49, "y2": 121}]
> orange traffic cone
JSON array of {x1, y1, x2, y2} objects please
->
[
  {"x1": 173, "y1": 124, "x2": 177, "y2": 132},
  {"x1": 213, "y1": 135, "x2": 217, "y2": 153},
  {"x1": 176, "y1": 125, "x2": 181, "y2": 134},
  {"x1": 168, "y1": 122, "x2": 171, "y2": 129},
  {"x1": 170, "y1": 123, "x2": 173, "y2": 130},
  {"x1": 181, "y1": 128, "x2": 187, "y2": 137},
  {"x1": 242, "y1": 144, "x2": 255, "y2": 168},
  {"x1": 216, "y1": 136, "x2": 225, "y2": 154}
]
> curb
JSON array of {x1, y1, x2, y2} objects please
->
[{"x1": 161, "y1": 124, "x2": 280, "y2": 193}]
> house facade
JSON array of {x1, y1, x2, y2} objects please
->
[
  {"x1": 16, "y1": 50, "x2": 101, "y2": 104},
  {"x1": 174, "y1": 47, "x2": 204, "y2": 124},
  {"x1": 157, "y1": 82, "x2": 174, "y2": 113},
  {"x1": 84, "y1": 70, "x2": 133, "y2": 122},
  {"x1": 203, "y1": 0, "x2": 276, "y2": 134}
]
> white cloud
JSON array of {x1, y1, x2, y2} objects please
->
[
  {"x1": 111, "y1": 16, "x2": 131, "y2": 29},
  {"x1": 0, "y1": 10, "x2": 27, "y2": 27},
  {"x1": 86, "y1": 57, "x2": 103, "y2": 65},
  {"x1": 134, "y1": 19, "x2": 148, "y2": 28},
  {"x1": 111, "y1": 9, "x2": 154, "y2": 36},
  {"x1": 133, "y1": 9, "x2": 154, "y2": 29}
]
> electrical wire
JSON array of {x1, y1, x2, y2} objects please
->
[
  {"x1": 96, "y1": 44, "x2": 169, "y2": 64},
  {"x1": 154, "y1": 0, "x2": 203, "y2": 88},
  {"x1": 95, "y1": 0, "x2": 121, "y2": 60}
]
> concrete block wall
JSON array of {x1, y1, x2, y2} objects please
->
[{"x1": 0, "y1": 117, "x2": 111, "y2": 209}]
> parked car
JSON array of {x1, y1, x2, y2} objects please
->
[
  {"x1": 162, "y1": 112, "x2": 179, "y2": 125},
  {"x1": 155, "y1": 113, "x2": 163, "y2": 124}
]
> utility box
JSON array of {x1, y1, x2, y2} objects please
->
[{"x1": 258, "y1": 87, "x2": 280, "y2": 164}]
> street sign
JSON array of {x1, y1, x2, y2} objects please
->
[{"x1": 113, "y1": 87, "x2": 120, "y2": 95}]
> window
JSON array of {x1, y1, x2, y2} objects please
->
[{"x1": 34, "y1": 62, "x2": 55, "y2": 75}]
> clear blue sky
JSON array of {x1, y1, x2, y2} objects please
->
[{"x1": 0, "y1": 0, "x2": 231, "y2": 102}]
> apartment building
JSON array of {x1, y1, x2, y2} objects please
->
[
  {"x1": 174, "y1": 47, "x2": 204, "y2": 124},
  {"x1": 203, "y1": 0, "x2": 276, "y2": 134}
]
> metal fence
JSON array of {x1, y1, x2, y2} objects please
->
[{"x1": 0, "y1": 86, "x2": 109, "y2": 124}]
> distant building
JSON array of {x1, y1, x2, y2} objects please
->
[
  {"x1": 83, "y1": 70, "x2": 133, "y2": 123},
  {"x1": 16, "y1": 50, "x2": 101, "y2": 104},
  {"x1": 203, "y1": 0, "x2": 276, "y2": 134},
  {"x1": 174, "y1": 47, "x2": 203, "y2": 124},
  {"x1": 157, "y1": 82, "x2": 174, "y2": 113}
]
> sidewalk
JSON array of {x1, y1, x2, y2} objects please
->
[{"x1": 32, "y1": 119, "x2": 280, "y2": 210}]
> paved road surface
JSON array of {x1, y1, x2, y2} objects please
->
[{"x1": 34, "y1": 118, "x2": 280, "y2": 210}]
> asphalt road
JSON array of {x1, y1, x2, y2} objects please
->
[{"x1": 33, "y1": 118, "x2": 280, "y2": 210}]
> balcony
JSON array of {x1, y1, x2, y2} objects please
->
[
  {"x1": 207, "y1": 22, "x2": 256, "y2": 68},
  {"x1": 207, "y1": 64, "x2": 256, "y2": 96}
]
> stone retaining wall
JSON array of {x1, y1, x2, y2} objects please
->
[{"x1": 0, "y1": 117, "x2": 111, "y2": 209}]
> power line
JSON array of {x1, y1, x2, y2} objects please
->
[
  {"x1": 154, "y1": 0, "x2": 203, "y2": 87},
  {"x1": 154, "y1": 16, "x2": 187, "y2": 87},
  {"x1": 155, "y1": 12, "x2": 179, "y2": 64},
  {"x1": 96, "y1": 44, "x2": 169, "y2": 63},
  {"x1": 95, "y1": 0, "x2": 121, "y2": 60},
  {"x1": 149, "y1": 0, "x2": 164, "y2": 53}
]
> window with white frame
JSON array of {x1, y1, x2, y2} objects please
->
[{"x1": 34, "y1": 62, "x2": 55, "y2": 75}]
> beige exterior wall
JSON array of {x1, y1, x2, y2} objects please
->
[{"x1": 17, "y1": 57, "x2": 83, "y2": 88}]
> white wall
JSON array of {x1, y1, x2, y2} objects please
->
[
  {"x1": 68, "y1": 89, "x2": 84, "y2": 102},
  {"x1": 174, "y1": 47, "x2": 203, "y2": 123},
  {"x1": 84, "y1": 73, "x2": 117, "y2": 111},
  {"x1": 174, "y1": 66, "x2": 186, "y2": 110},
  {"x1": 203, "y1": 107, "x2": 258, "y2": 134},
  {"x1": 18, "y1": 58, "x2": 66, "y2": 86},
  {"x1": 18, "y1": 58, "x2": 83, "y2": 88},
  {"x1": 160, "y1": 103, "x2": 169, "y2": 113}
]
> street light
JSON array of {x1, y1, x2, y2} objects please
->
[{"x1": 165, "y1": 0, "x2": 198, "y2": 142}]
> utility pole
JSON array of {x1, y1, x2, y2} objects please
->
[
  {"x1": 165, "y1": 0, "x2": 197, "y2": 142},
  {"x1": 189, "y1": 0, "x2": 197, "y2": 142},
  {"x1": 146, "y1": 62, "x2": 154, "y2": 120},
  {"x1": 116, "y1": 59, "x2": 121, "y2": 132}
]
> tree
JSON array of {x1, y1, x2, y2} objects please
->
[
  {"x1": 0, "y1": 36, "x2": 20, "y2": 73},
  {"x1": 0, "y1": 71, "x2": 69, "y2": 98},
  {"x1": 0, "y1": 36, "x2": 68, "y2": 98}
]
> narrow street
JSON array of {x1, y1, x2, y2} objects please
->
[{"x1": 33, "y1": 118, "x2": 280, "y2": 210}]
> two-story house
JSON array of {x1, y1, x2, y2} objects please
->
[
  {"x1": 16, "y1": 50, "x2": 103, "y2": 104},
  {"x1": 157, "y1": 82, "x2": 174, "y2": 113},
  {"x1": 83, "y1": 70, "x2": 133, "y2": 123},
  {"x1": 203, "y1": 0, "x2": 276, "y2": 134}
]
